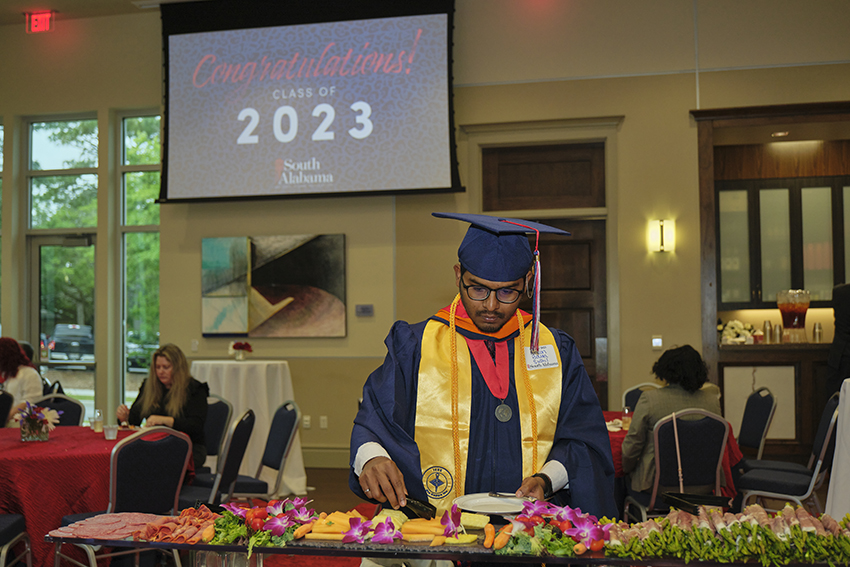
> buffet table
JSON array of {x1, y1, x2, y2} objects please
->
[
  {"x1": 191, "y1": 359, "x2": 307, "y2": 496},
  {"x1": 43, "y1": 534, "x2": 841, "y2": 567},
  {"x1": 0, "y1": 426, "x2": 135, "y2": 567}
]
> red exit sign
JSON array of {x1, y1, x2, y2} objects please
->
[{"x1": 26, "y1": 11, "x2": 55, "y2": 33}]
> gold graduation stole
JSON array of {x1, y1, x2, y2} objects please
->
[{"x1": 414, "y1": 303, "x2": 562, "y2": 508}]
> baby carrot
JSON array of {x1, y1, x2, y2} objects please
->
[
  {"x1": 483, "y1": 524, "x2": 496, "y2": 549},
  {"x1": 493, "y1": 525, "x2": 513, "y2": 550},
  {"x1": 292, "y1": 521, "x2": 315, "y2": 539},
  {"x1": 200, "y1": 524, "x2": 216, "y2": 542},
  {"x1": 573, "y1": 542, "x2": 588, "y2": 555}
]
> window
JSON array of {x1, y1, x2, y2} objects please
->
[
  {"x1": 29, "y1": 119, "x2": 98, "y2": 229},
  {"x1": 716, "y1": 176, "x2": 849, "y2": 309},
  {"x1": 120, "y1": 114, "x2": 161, "y2": 405},
  {"x1": 28, "y1": 118, "x2": 99, "y2": 414}
]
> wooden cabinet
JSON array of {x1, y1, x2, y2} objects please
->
[{"x1": 719, "y1": 343, "x2": 830, "y2": 463}]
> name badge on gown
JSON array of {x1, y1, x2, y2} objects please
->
[{"x1": 525, "y1": 345, "x2": 559, "y2": 370}]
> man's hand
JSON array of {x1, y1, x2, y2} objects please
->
[
  {"x1": 515, "y1": 475, "x2": 546, "y2": 501},
  {"x1": 359, "y1": 456, "x2": 408, "y2": 509}
]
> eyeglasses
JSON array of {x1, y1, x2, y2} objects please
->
[{"x1": 461, "y1": 280, "x2": 523, "y2": 304}]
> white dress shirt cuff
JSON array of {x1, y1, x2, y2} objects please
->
[
  {"x1": 540, "y1": 460, "x2": 569, "y2": 493},
  {"x1": 353, "y1": 442, "x2": 391, "y2": 476}
]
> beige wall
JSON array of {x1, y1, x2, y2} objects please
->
[{"x1": 2, "y1": 1, "x2": 849, "y2": 467}]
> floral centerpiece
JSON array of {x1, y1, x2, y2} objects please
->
[
  {"x1": 15, "y1": 401, "x2": 62, "y2": 442},
  {"x1": 717, "y1": 319, "x2": 756, "y2": 345},
  {"x1": 229, "y1": 341, "x2": 253, "y2": 360}
]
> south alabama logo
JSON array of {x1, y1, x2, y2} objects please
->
[{"x1": 422, "y1": 466, "x2": 453, "y2": 500}]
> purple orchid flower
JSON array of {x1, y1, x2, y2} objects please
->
[
  {"x1": 264, "y1": 514, "x2": 295, "y2": 537},
  {"x1": 370, "y1": 518, "x2": 403, "y2": 544},
  {"x1": 289, "y1": 505, "x2": 317, "y2": 523},
  {"x1": 220, "y1": 503, "x2": 248, "y2": 519},
  {"x1": 550, "y1": 504, "x2": 580, "y2": 523},
  {"x1": 564, "y1": 514, "x2": 605, "y2": 546},
  {"x1": 441, "y1": 503, "x2": 462, "y2": 537},
  {"x1": 521, "y1": 499, "x2": 554, "y2": 517},
  {"x1": 342, "y1": 517, "x2": 372, "y2": 543},
  {"x1": 508, "y1": 516, "x2": 535, "y2": 535},
  {"x1": 285, "y1": 497, "x2": 312, "y2": 511},
  {"x1": 266, "y1": 500, "x2": 286, "y2": 516}
]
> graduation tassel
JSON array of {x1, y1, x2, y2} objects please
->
[{"x1": 530, "y1": 249, "x2": 541, "y2": 353}]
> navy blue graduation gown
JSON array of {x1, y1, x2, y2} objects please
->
[{"x1": 349, "y1": 316, "x2": 617, "y2": 519}]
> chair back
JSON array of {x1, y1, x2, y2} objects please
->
[
  {"x1": 108, "y1": 426, "x2": 192, "y2": 514},
  {"x1": 256, "y1": 401, "x2": 300, "y2": 494},
  {"x1": 648, "y1": 408, "x2": 729, "y2": 510},
  {"x1": 0, "y1": 392, "x2": 14, "y2": 423},
  {"x1": 32, "y1": 393, "x2": 85, "y2": 425},
  {"x1": 41, "y1": 378, "x2": 64, "y2": 396},
  {"x1": 210, "y1": 409, "x2": 255, "y2": 505},
  {"x1": 205, "y1": 394, "x2": 232, "y2": 458},
  {"x1": 622, "y1": 382, "x2": 660, "y2": 409},
  {"x1": 810, "y1": 393, "x2": 840, "y2": 479},
  {"x1": 738, "y1": 387, "x2": 777, "y2": 459}
]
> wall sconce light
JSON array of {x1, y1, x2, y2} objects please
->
[{"x1": 648, "y1": 219, "x2": 675, "y2": 252}]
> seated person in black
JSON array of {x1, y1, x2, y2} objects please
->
[{"x1": 117, "y1": 343, "x2": 209, "y2": 469}]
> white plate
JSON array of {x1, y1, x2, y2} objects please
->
[{"x1": 453, "y1": 492, "x2": 526, "y2": 515}]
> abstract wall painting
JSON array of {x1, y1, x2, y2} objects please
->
[{"x1": 201, "y1": 234, "x2": 346, "y2": 337}]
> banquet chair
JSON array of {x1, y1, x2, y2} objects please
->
[
  {"x1": 41, "y1": 377, "x2": 64, "y2": 396},
  {"x1": 196, "y1": 394, "x2": 233, "y2": 474},
  {"x1": 739, "y1": 392, "x2": 838, "y2": 475},
  {"x1": 622, "y1": 382, "x2": 660, "y2": 410},
  {"x1": 737, "y1": 393, "x2": 840, "y2": 514},
  {"x1": 0, "y1": 392, "x2": 13, "y2": 425},
  {"x1": 0, "y1": 514, "x2": 31, "y2": 567},
  {"x1": 54, "y1": 427, "x2": 192, "y2": 567},
  {"x1": 178, "y1": 409, "x2": 255, "y2": 511},
  {"x1": 194, "y1": 401, "x2": 300, "y2": 500},
  {"x1": 737, "y1": 387, "x2": 777, "y2": 460},
  {"x1": 623, "y1": 409, "x2": 729, "y2": 523},
  {"x1": 32, "y1": 394, "x2": 85, "y2": 426}
]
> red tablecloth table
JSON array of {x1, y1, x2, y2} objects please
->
[
  {"x1": 0, "y1": 425, "x2": 135, "y2": 567},
  {"x1": 603, "y1": 410, "x2": 743, "y2": 499}
]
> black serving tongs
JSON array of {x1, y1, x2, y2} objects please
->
[{"x1": 401, "y1": 496, "x2": 437, "y2": 520}]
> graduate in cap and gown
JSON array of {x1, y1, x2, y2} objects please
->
[{"x1": 349, "y1": 213, "x2": 617, "y2": 520}]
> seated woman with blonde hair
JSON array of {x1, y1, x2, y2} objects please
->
[
  {"x1": 620, "y1": 344, "x2": 722, "y2": 493},
  {"x1": 117, "y1": 343, "x2": 209, "y2": 468}
]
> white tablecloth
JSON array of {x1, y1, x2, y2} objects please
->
[
  {"x1": 827, "y1": 378, "x2": 850, "y2": 518},
  {"x1": 191, "y1": 359, "x2": 307, "y2": 496}
]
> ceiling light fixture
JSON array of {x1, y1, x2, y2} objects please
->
[{"x1": 771, "y1": 131, "x2": 790, "y2": 138}]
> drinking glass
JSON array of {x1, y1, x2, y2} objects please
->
[
  {"x1": 621, "y1": 407, "x2": 632, "y2": 431},
  {"x1": 103, "y1": 425, "x2": 118, "y2": 440},
  {"x1": 93, "y1": 409, "x2": 103, "y2": 433}
]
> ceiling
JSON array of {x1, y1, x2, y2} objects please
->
[{"x1": 0, "y1": 0, "x2": 206, "y2": 27}]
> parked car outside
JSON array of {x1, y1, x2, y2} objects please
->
[
  {"x1": 47, "y1": 324, "x2": 94, "y2": 363},
  {"x1": 126, "y1": 341, "x2": 158, "y2": 373}
]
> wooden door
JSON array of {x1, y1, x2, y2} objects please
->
[{"x1": 520, "y1": 219, "x2": 608, "y2": 407}]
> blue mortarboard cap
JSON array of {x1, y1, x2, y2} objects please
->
[{"x1": 432, "y1": 212, "x2": 570, "y2": 282}]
